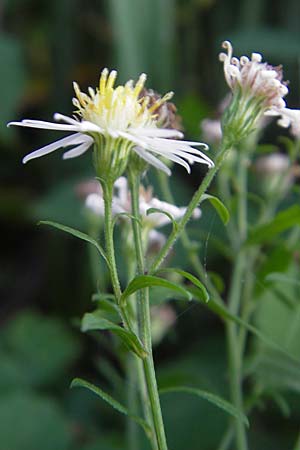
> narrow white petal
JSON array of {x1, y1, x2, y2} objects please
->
[
  {"x1": 80, "y1": 121, "x2": 104, "y2": 133},
  {"x1": 53, "y1": 113, "x2": 80, "y2": 125},
  {"x1": 133, "y1": 146, "x2": 171, "y2": 175},
  {"x1": 62, "y1": 140, "x2": 93, "y2": 159},
  {"x1": 155, "y1": 151, "x2": 191, "y2": 173},
  {"x1": 9, "y1": 119, "x2": 83, "y2": 132},
  {"x1": 22, "y1": 133, "x2": 87, "y2": 164},
  {"x1": 130, "y1": 127, "x2": 184, "y2": 139}
]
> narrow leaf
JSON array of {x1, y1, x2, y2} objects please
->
[
  {"x1": 39, "y1": 220, "x2": 109, "y2": 266},
  {"x1": 81, "y1": 313, "x2": 147, "y2": 359},
  {"x1": 121, "y1": 275, "x2": 192, "y2": 304},
  {"x1": 157, "y1": 268, "x2": 209, "y2": 303},
  {"x1": 200, "y1": 194, "x2": 230, "y2": 225},
  {"x1": 160, "y1": 386, "x2": 249, "y2": 426},
  {"x1": 265, "y1": 272, "x2": 300, "y2": 288},
  {"x1": 247, "y1": 205, "x2": 300, "y2": 245},
  {"x1": 71, "y1": 378, "x2": 152, "y2": 438}
]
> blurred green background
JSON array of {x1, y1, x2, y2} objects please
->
[{"x1": 1, "y1": 1, "x2": 300, "y2": 449}]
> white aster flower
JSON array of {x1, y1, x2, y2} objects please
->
[
  {"x1": 8, "y1": 69, "x2": 213, "y2": 178},
  {"x1": 219, "y1": 41, "x2": 288, "y2": 142},
  {"x1": 85, "y1": 176, "x2": 201, "y2": 249}
]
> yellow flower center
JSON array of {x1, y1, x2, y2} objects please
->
[{"x1": 72, "y1": 68, "x2": 173, "y2": 134}]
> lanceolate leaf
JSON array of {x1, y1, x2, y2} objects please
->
[
  {"x1": 189, "y1": 287, "x2": 298, "y2": 363},
  {"x1": 265, "y1": 272, "x2": 300, "y2": 288},
  {"x1": 160, "y1": 386, "x2": 249, "y2": 426},
  {"x1": 39, "y1": 221, "x2": 109, "y2": 266},
  {"x1": 157, "y1": 268, "x2": 209, "y2": 303},
  {"x1": 247, "y1": 205, "x2": 300, "y2": 245},
  {"x1": 71, "y1": 378, "x2": 152, "y2": 439},
  {"x1": 121, "y1": 275, "x2": 192, "y2": 304},
  {"x1": 81, "y1": 313, "x2": 148, "y2": 359},
  {"x1": 200, "y1": 194, "x2": 230, "y2": 225}
]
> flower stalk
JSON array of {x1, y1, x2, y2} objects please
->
[{"x1": 128, "y1": 168, "x2": 168, "y2": 450}]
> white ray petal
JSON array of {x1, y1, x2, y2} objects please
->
[
  {"x1": 62, "y1": 139, "x2": 93, "y2": 159},
  {"x1": 53, "y1": 113, "x2": 80, "y2": 125},
  {"x1": 146, "y1": 140, "x2": 214, "y2": 167},
  {"x1": 130, "y1": 127, "x2": 184, "y2": 139},
  {"x1": 154, "y1": 150, "x2": 191, "y2": 173},
  {"x1": 9, "y1": 119, "x2": 83, "y2": 132},
  {"x1": 133, "y1": 146, "x2": 171, "y2": 175},
  {"x1": 22, "y1": 133, "x2": 87, "y2": 164},
  {"x1": 151, "y1": 144, "x2": 213, "y2": 166}
]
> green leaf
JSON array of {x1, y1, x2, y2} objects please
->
[
  {"x1": 81, "y1": 313, "x2": 147, "y2": 359},
  {"x1": 121, "y1": 275, "x2": 192, "y2": 305},
  {"x1": 146, "y1": 207, "x2": 178, "y2": 232},
  {"x1": 39, "y1": 221, "x2": 109, "y2": 267},
  {"x1": 200, "y1": 194, "x2": 230, "y2": 225},
  {"x1": 71, "y1": 378, "x2": 152, "y2": 439},
  {"x1": 189, "y1": 287, "x2": 299, "y2": 363},
  {"x1": 90, "y1": 296, "x2": 120, "y2": 323},
  {"x1": 247, "y1": 205, "x2": 300, "y2": 245},
  {"x1": 265, "y1": 272, "x2": 300, "y2": 288},
  {"x1": 160, "y1": 386, "x2": 249, "y2": 427},
  {"x1": 157, "y1": 268, "x2": 209, "y2": 303}
]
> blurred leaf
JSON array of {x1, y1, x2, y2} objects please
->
[
  {"x1": 247, "y1": 206, "x2": 300, "y2": 245},
  {"x1": 266, "y1": 273, "x2": 300, "y2": 288},
  {"x1": 200, "y1": 194, "x2": 230, "y2": 225},
  {"x1": 71, "y1": 378, "x2": 152, "y2": 439},
  {"x1": 0, "y1": 33, "x2": 26, "y2": 138},
  {"x1": 81, "y1": 313, "x2": 147, "y2": 358},
  {"x1": 157, "y1": 268, "x2": 209, "y2": 302},
  {"x1": 190, "y1": 287, "x2": 299, "y2": 363},
  {"x1": 39, "y1": 220, "x2": 109, "y2": 266},
  {"x1": 109, "y1": 0, "x2": 175, "y2": 89},
  {"x1": 121, "y1": 275, "x2": 192, "y2": 305},
  {"x1": 0, "y1": 392, "x2": 72, "y2": 450},
  {"x1": 0, "y1": 311, "x2": 80, "y2": 388},
  {"x1": 251, "y1": 349, "x2": 300, "y2": 394},
  {"x1": 160, "y1": 386, "x2": 249, "y2": 426}
]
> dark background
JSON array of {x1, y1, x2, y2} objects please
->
[{"x1": 1, "y1": 1, "x2": 300, "y2": 449}]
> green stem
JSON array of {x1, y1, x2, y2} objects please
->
[
  {"x1": 102, "y1": 181, "x2": 122, "y2": 300},
  {"x1": 156, "y1": 170, "x2": 226, "y2": 306},
  {"x1": 150, "y1": 141, "x2": 231, "y2": 274},
  {"x1": 128, "y1": 170, "x2": 168, "y2": 450},
  {"x1": 226, "y1": 261, "x2": 248, "y2": 450},
  {"x1": 101, "y1": 181, "x2": 134, "y2": 335},
  {"x1": 225, "y1": 149, "x2": 249, "y2": 450}
]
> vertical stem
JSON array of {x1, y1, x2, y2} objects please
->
[
  {"x1": 226, "y1": 253, "x2": 248, "y2": 450},
  {"x1": 226, "y1": 149, "x2": 249, "y2": 450},
  {"x1": 128, "y1": 170, "x2": 168, "y2": 450},
  {"x1": 102, "y1": 181, "x2": 122, "y2": 300}
]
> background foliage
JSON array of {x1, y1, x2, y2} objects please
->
[{"x1": 1, "y1": 0, "x2": 300, "y2": 449}]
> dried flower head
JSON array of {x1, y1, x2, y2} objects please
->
[
  {"x1": 219, "y1": 41, "x2": 289, "y2": 142},
  {"x1": 8, "y1": 69, "x2": 213, "y2": 179}
]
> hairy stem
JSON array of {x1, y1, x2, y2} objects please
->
[{"x1": 128, "y1": 170, "x2": 168, "y2": 450}]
